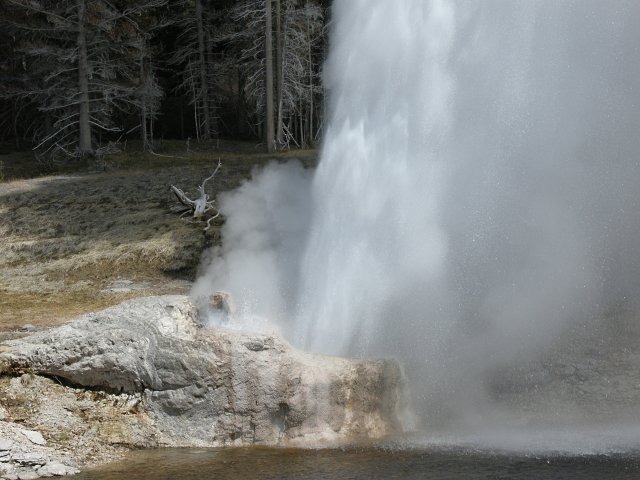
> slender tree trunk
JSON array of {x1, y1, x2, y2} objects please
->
[
  {"x1": 307, "y1": 13, "x2": 314, "y2": 146},
  {"x1": 299, "y1": 99, "x2": 304, "y2": 147},
  {"x1": 195, "y1": 0, "x2": 211, "y2": 141},
  {"x1": 265, "y1": 0, "x2": 275, "y2": 152},
  {"x1": 77, "y1": 0, "x2": 92, "y2": 155},
  {"x1": 190, "y1": 65, "x2": 200, "y2": 141},
  {"x1": 275, "y1": 0, "x2": 284, "y2": 148},
  {"x1": 205, "y1": 26, "x2": 218, "y2": 137},
  {"x1": 237, "y1": 69, "x2": 247, "y2": 136},
  {"x1": 140, "y1": 48, "x2": 148, "y2": 151},
  {"x1": 180, "y1": 102, "x2": 184, "y2": 139},
  {"x1": 13, "y1": 103, "x2": 20, "y2": 150}
]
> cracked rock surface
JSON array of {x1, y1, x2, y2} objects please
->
[
  {"x1": 1, "y1": 295, "x2": 401, "y2": 465},
  {"x1": 0, "y1": 421, "x2": 79, "y2": 480}
]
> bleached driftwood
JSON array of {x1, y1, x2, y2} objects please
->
[{"x1": 170, "y1": 160, "x2": 222, "y2": 230}]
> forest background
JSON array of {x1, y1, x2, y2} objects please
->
[{"x1": 0, "y1": 0, "x2": 330, "y2": 169}]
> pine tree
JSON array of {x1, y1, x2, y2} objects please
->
[{"x1": 3, "y1": 0, "x2": 167, "y2": 160}]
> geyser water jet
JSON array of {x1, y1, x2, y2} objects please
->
[{"x1": 194, "y1": 0, "x2": 640, "y2": 437}]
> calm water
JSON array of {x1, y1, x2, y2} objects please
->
[{"x1": 70, "y1": 446, "x2": 640, "y2": 480}]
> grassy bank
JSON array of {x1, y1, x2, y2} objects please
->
[{"x1": 0, "y1": 141, "x2": 317, "y2": 331}]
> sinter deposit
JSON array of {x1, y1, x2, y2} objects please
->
[{"x1": 0, "y1": 295, "x2": 401, "y2": 470}]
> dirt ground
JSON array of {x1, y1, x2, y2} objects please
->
[{"x1": 0, "y1": 143, "x2": 317, "y2": 332}]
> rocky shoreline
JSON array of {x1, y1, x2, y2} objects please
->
[
  {"x1": 0, "y1": 296, "x2": 402, "y2": 478},
  {"x1": 0, "y1": 421, "x2": 79, "y2": 480}
]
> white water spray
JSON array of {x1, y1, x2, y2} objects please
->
[{"x1": 194, "y1": 0, "x2": 640, "y2": 434}]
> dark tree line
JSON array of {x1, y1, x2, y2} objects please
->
[{"x1": 0, "y1": 0, "x2": 329, "y2": 160}]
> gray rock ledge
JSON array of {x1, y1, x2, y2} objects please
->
[{"x1": 1, "y1": 295, "x2": 402, "y2": 447}]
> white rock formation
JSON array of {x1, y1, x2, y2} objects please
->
[
  {"x1": 0, "y1": 422, "x2": 79, "y2": 480},
  {"x1": 1, "y1": 296, "x2": 402, "y2": 448}
]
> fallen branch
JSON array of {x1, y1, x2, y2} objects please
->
[{"x1": 170, "y1": 159, "x2": 222, "y2": 230}]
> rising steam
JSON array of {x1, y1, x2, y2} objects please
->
[{"x1": 193, "y1": 0, "x2": 640, "y2": 433}]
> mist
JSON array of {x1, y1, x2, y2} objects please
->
[
  {"x1": 192, "y1": 161, "x2": 313, "y2": 331},
  {"x1": 193, "y1": 0, "x2": 640, "y2": 433}
]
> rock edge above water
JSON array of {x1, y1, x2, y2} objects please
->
[{"x1": 1, "y1": 295, "x2": 402, "y2": 450}]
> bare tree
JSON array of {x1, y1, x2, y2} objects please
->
[
  {"x1": 0, "y1": 20, "x2": 40, "y2": 149},
  {"x1": 170, "y1": 160, "x2": 222, "y2": 231},
  {"x1": 4, "y1": 0, "x2": 167, "y2": 160},
  {"x1": 126, "y1": 8, "x2": 170, "y2": 152},
  {"x1": 222, "y1": 0, "x2": 268, "y2": 141},
  {"x1": 169, "y1": 0, "x2": 219, "y2": 143},
  {"x1": 76, "y1": 0, "x2": 91, "y2": 154},
  {"x1": 1, "y1": 0, "x2": 328, "y2": 152},
  {"x1": 275, "y1": 0, "x2": 284, "y2": 146},
  {"x1": 278, "y1": 0, "x2": 324, "y2": 148},
  {"x1": 224, "y1": 0, "x2": 324, "y2": 150},
  {"x1": 265, "y1": 0, "x2": 275, "y2": 152}
]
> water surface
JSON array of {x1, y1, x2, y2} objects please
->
[{"x1": 70, "y1": 446, "x2": 640, "y2": 479}]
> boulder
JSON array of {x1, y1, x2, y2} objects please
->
[
  {"x1": 1, "y1": 296, "x2": 402, "y2": 447},
  {"x1": 17, "y1": 471, "x2": 40, "y2": 480},
  {"x1": 19, "y1": 431, "x2": 45, "y2": 447},
  {"x1": 37, "y1": 462, "x2": 79, "y2": 477},
  {"x1": 0, "y1": 439, "x2": 14, "y2": 452},
  {"x1": 12, "y1": 452, "x2": 47, "y2": 467},
  {"x1": 0, "y1": 422, "x2": 78, "y2": 480}
]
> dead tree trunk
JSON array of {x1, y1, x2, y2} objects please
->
[
  {"x1": 307, "y1": 7, "x2": 314, "y2": 146},
  {"x1": 265, "y1": 0, "x2": 275, "y2": 153},
  {"x1": 205, "y1": 28, "x2": 218, "y2": 139},
  {"x1": 275, "y1": 0, "x2": 284, "y2": 148},
  {"x1": 196, "y1": 0, "x2": 211, "y2": 141},
  {"x1": 170, "y1": 160, "x2": 222, "y2": 231},
  {"x1": 140, "y1": 47, "x2": 149, "y2": 151},
  {"x1": 76, "y1": 0, "x2": 92, "y2": 155}
]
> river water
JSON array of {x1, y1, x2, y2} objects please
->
[{"x1": 70, "y1": 445, "x2": 640, "y2": 479}]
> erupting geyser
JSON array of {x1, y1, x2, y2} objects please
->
[{"x1": 194, "y1": 0, "x2": 640, "y2": 443}]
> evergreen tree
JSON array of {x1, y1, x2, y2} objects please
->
[{"x1": 2, "y1": 0, "x2": 167, "y2": 160}]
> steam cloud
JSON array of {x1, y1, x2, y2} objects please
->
[
  {"x1": 194, "y1": 0, "x2": 640, "y2": 432},
  {"x1": 192, "y1": 161, "x2": 313, "y2": 331}
]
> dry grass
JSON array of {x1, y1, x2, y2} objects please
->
[{"x1": 0, "y1": 142, "x2": 317, "y2": 331}]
